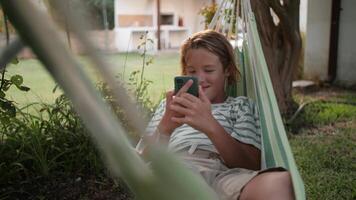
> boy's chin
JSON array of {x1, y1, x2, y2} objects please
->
[{"x1": 205, "y1": 93, "x2": 214, "y2": 101}]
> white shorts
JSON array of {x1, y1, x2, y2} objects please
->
[{"x1": 178, "y1": 149, "x2": 258, "y2": 200}]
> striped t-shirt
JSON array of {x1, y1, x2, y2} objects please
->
[{"x1": 140, "y1": 96, "x2": 261, "y2": 154}]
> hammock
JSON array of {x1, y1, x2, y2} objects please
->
[{"x1": 209, "y1": 0, "x2": 305, "y2": 199}]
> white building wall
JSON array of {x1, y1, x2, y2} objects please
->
[
  {"x1": 303, "y1": 0, "x2": 332, "y2": 81},
  {"x1": 114, "y1": 0, "x2": 209, "y2": 52},
  {"x1": 161, "y1": 0, "x2": 183, "y2": 26},
  {"x1": 182, "y1": 0, "x2": 207, "y2": 34},
  {"x1": 160, "y1": 0, "x2": 208, "y2": 36},
  {"x1": 116, "y1": 0, "x2": 154, "y2": 15},
  {"x1": 299, "y1": 0, "x2": 308, "y2": 33},
  {"x1": 114, "y1": 0, "x2": 156, "y2": 52},
  {"x1": 335, "y1": 0, "x2": 356, "y2": 87}
]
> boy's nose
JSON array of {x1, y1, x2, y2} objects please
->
[{"x1": 196, "y1": 72, "x2": 205, "y2": 83}]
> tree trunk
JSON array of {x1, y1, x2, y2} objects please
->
[{"x1": 250, "y1": 0, "x2": 301, "y2": 115}]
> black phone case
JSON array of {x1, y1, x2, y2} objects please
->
[{"x1": 174, "y1": 76, "x2": 199, "y2": 97}]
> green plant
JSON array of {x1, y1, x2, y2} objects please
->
[
  {"x1": 127, "y1": 70, "x2": 154, "y2": 113},
  {"x1": 199, "y1": 3, "x2": 217, "y2": 28},
  {"x1": 98, "y1": 33, "x2": 158, "y2": 142},
  {"x1": 0, "y1": 63, "x2": 30, "y2": 124},
  {"x1": 0, "y1": 95, "x2": 99, "y2": 178},
  {"x1": 0, "y1": 94, "x2": 115, "y2": 199},
  {"x1": 303, "y1": 101, "x2": 355, "y2": 125},
  {"x1": 0, "y1": 9, "x2": 29, "y2": 123},
  {"x1": 0, "y1": 30, "x2": 157, "y2": 193},
  {"x1": 287, "y1": 98, "x2": 356, "y2": 133},
  {"x1": 134, "y1": 31, "x2": 156, "y2": 113}
]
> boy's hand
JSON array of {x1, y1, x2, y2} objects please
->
[
  {"x1": 170, "y1": 86, "x2": 216, "y2": 134},
  {"x1": 158, "y1": 80, "x2": 193, "y2": 135}
]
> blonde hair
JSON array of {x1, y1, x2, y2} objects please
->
[{"x1": 180, "y1": 29, "x2": 240, "y2": 86}]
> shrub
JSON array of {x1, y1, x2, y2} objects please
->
[
  {"x1": 287, "y1": 99, "x2": 356, "y2": 133},
  {"x1": 0, "y1": 30, "x2": 159, "y2": 198},
  {"x1": 0, "y1": 95, "x2": 103, "y2": 183}
]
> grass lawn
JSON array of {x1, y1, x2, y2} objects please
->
[
  {"x1": 290, "y1": 123, "x2": 356, "y2": 199},
  {"x1": 289, "y1": 87, "x2": 356, "y2": 199},
  {"x1": 5, "y1": 51, "x2": 180, "y2": 107}
]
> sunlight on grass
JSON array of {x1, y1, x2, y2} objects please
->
[
  {"x1": 6, "y1": 59, "x2": 59, "y2": 106},
  {"x1": 302, "y1": 102, "x2": 356, "y2": 125},
  {"x1": 6, "y1": 52, "x2": 180, "y2": 107}
]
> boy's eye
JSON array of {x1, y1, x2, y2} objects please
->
[
  {"x1": 205, "y1": 69, "x2": 215, "y2": 73},
  {"x1": 187, "y1": 70, "x2": 196, "y2": 74}
]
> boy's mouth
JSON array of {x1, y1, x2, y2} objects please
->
[{"x1": 201, "y1": 85, "x2": 209, "y2": 91}]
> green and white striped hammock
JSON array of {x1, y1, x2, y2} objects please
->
[{"x1": 209, "y1": 0, "x2": 305, "y2": 199}]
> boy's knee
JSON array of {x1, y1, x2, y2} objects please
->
[{"x1": 239, "y1": 171, "x2": 294, "y2": 200}]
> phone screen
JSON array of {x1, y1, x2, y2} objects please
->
[{"x1": 174, "y1": 76, "x2": 199, "y2": 97}]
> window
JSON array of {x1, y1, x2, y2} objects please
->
[{"x1": 160, "y1": 14, "x2": 174, "y2": 25}]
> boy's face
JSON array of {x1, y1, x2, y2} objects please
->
[{"x1": 184, "y1": 48, "x2": 228, "y2": 104}]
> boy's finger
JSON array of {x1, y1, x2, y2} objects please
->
[
  {"x1": 171, "y1": 116, "x2": 185, "y2": 124},
  {"x1": 170, "y1": 102, "x2": 192, "y2": 114},
  {"x1": 181, "y1": 93, "x2": 199, "y2": 103},
  {"x1": 166, "y1": 90, "x2": 174, "y2": 103},
  {"x1": 199, "y1": 86, "x2": 210, "y2": 102},
  {"x1": 176, "y1": 79, "x2": 193, "y2": 96}
]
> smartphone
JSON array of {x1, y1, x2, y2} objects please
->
[{"x1": 174, "y1": 76, "x2": 199, "y2": 97}]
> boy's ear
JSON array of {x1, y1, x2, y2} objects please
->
[{"x1": 224, "y1": 67, "x2": 231, "y2": 77}]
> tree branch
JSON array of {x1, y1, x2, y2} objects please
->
[
  {"x1": 251, "y1": 0, "x2": 276, "y2": 46},
  {"x1": 269, "y1": 0, "x2": 284, "y2": 14},
  {"x1": 269, "y1": 0, "x2": 289, "y2": 28}
]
